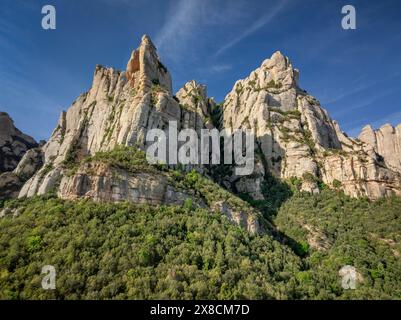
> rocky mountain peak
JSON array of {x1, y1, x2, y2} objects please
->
[
  {"x1": 176, "y1": 80, "x2": 208, "y2": 106},
  {"x1": 15, "y1": 36, "x2": 218, "y2": 200},
  {"x1": 126, "y1": 34, "x2": 172, "y2": 94},
  {"x1": 359, "y1": 123, "x2": 401, "y2": 173},
  {"x1": 380, "y1": 123, "x2": 396, "y2": 132},
  {"x1": 176, "y1": 80, "x2": 215, "y2": 130},
  {"x1": 0, "y1": 113, "x2": 12, "y2": 142},
  {"x1": 179, "y1": 80, "x2": 207, "y2": 94},
  {"x1": 3, "y1": 35, "x2": 401, "y2": 203},
  {"x1": 263, "y1": 50, "x2": 289, "y2": 70},
  {"x1": 141, "y1": 34, "x2": 154, "y2": 46},
  {"x1": 0, "y1": 112, "x2": 18, "y2": 141},
  {"x1": 221, "y1": 49, "x2": 401, "y2": 199},
  {"x1": 361, "y1": 124, "x2": 374, "y2": 132}
]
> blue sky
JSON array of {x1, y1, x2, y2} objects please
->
[{"x1": 1, "y1": 0, "x2": 401, "y2": 141}]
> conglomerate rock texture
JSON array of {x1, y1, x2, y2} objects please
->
[
  {"x1": 221, "y1": 51, "x2": 401, "y2": 199},
  {"x1": 359, "y1": 124, "x2": 401, "y2": 174},
  {"x1": 18, "y1": 35, "x2": 214, "y2": 199},
  {"x1": 1, "y1": 35, "x2": 400, "y2": 231}
]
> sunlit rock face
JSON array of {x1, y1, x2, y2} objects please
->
[
  {"x1": 359, "y1": 124, "x2": 401, "y2": 174},
  {"x1": 8, "y1": 35, "x2": 401, "y2": 206},
  {"x1": 18, "y1": 35, "x2": 213, "y2": 198},
  {"x1": 221, "y1": 51, "x2": 401, "y2": 199}
]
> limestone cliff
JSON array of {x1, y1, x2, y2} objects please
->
[
  {"x1": 0, "y1": 148, "x2": 44, "y2": 199},
  {"x1": 11, "y1": 35, "x2": 265, "y2": 233}
]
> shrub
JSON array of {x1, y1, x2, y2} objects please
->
[{"x1": 332, "y1": 179, "x2": 342, "y2": 188}]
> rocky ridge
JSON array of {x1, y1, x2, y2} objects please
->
[
  {"x1": 8, "y1": 35, "x2": 261, "y2": 233},
  {"x1": 1, "y1": 35, "x2": 401, "y2": 231},
  {"x1": 221, "y1": 51, "x2": 401, "y2": 199},
  {"x1": 18, "y1": 35, "x2": 214, "y2": 198}
]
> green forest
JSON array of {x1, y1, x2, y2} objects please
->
[{"x1": 1, "y1": 172, "x2": 400, "y2": 299}]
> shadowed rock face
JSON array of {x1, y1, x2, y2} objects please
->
[
  {"x1": 359, "y1": 124, "x2": 401, "y2": 174},
  {"x1": 5, "y1": 35, "x2": 401, "y2": 213},
  {"x1": 0, "y1": 113, "x2": 42, "y2": 200},
  {"x1": 0, "y1": 112, "x2": 37, "y2": 173}
]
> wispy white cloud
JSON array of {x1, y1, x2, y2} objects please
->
[
  {"x1": 209, "y1": 64, "x2": 232, "y2": 73},
  {"x1": 153, "y1": 0, "x2": 245, "y2": 88},
  {"x1": 155, "y1": 0, "x2": 204, "y2": 60},
  {"x1": 154, "y1": 0, "x2": 247, "y2": 62},
  {"x1": 214, "y1": 0, "x2": 289, "y2": 56},
  {"x1": 323, "y1": 71, "x2": 401, "y2": 105},
  {"x1": 332, "y1": 87, "x2": 401, "y2": 118}
]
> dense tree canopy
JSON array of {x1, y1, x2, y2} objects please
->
[
  {"x1": 0, "y1": 147, "x2": 400, "y2": 299},
  {"x1": 0, "y1": 187, "x2": 400, "y2": 299},
  {"x1": 274, "y1": 190, "x2": 401, "y2": 299},
  {"x1": 0, "y1": 196, "x2": 301, "y2": 299}
]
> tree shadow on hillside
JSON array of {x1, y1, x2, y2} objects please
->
[
  {"x1": 206, "y1": 129, "x2": 308, "y2": 256},
  {"x1": 238, "y1": 174, "x2": 309, "y2": 257}
]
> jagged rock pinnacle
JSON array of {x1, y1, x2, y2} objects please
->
[
  {"x1": 359, "y1": 123, "x2": 401, "y2": 173},
  {"x1": 6, "y1": 37, "x2": 401, "y2": 202},
  {"x1": 141, "y1": 34, "x2": 155, "y2": 48},
  {"x1": 126, "y1": 34, "x2": 172, "y2": 93}
]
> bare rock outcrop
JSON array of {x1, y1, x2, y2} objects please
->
[
  {"x1": 0, "y1": 114, "x2": 42, "y2": 199},
  {"x1": 359, "y1": 124, "x2": 401, "y2": 174},
  {"x1": 12, "y1": 35, "x2": 263, "y2": 235},
  {"x1": 0, "y1": 147, "x2": 44, "y2": 200},
  {"x1": 0, "y1": 172, "x2": 22, "y2": 199},
  {"x1": 0, "y1": 112, "x2": 37, "y2": 173},
  {"x1": 6, "y1": 34, "x2": 401, "y2": 220},
  {"x1": 221, "y1": 51, "x2": 401, "y2": 199},
  {"x1": 55, "y1": 159, "x2": 262, "y2": 234},
  {"x1": 14, "y1": 148, "x2": 44, "y2": 181},
  {"x1": 18, "y1": 36, "x2": 212, "y2": 198},
  {"x1": 58, "y1": 162, "x2": 195, "y2": 206},
  {"x1": 176, "y1": 80, "x2": 216, "y2": 131}
]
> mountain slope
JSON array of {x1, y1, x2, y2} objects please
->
[
  {"x1": 1, "y1": 35, "x2": 401, "y2": 300},
  {"x1": 0, "y1": 113, "x2": 41, "y2": 199},
  {"x1": 1, "y1": 190, "x2": 400, "y2": 299}
]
